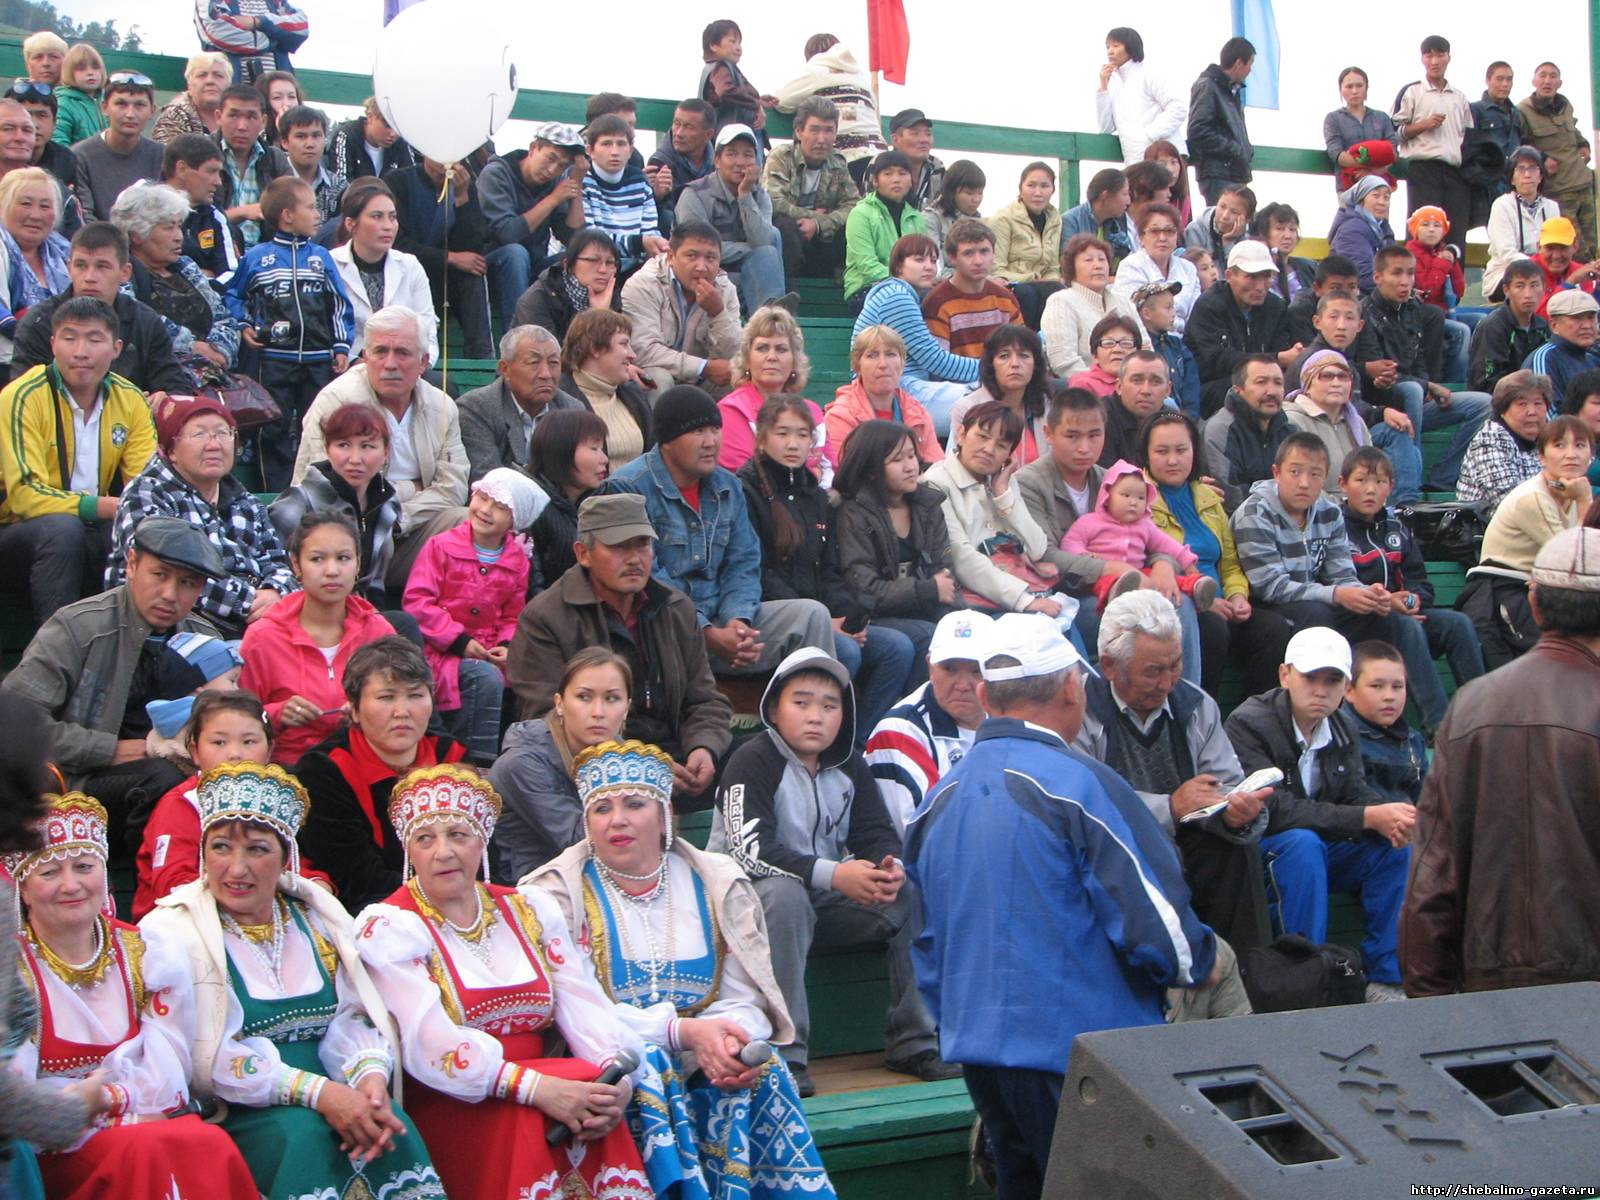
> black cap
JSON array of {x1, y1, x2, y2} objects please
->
[
  {"x1": 131, "y1": 517, "x2": 227, "y2": 579},
  {"x1": 889, "y1": 108, "x2": 932, "y2": 134},
  {"x1": 651, "y1": 385, "x2": 722, "y2": 445}
]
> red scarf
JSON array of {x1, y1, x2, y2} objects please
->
[{"x1": 329, "y1": 727, "x2": 466, "y2": 846}]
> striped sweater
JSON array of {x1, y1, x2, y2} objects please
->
[
  {"x1": 921, "y1": 279, "x2": 1023, "y2": 359},
  {"x1": 852, "y1": 277, "x2": 979, "y2": 386},
  {"x1": 582, "y1": 165, "x2": 661, "y2": 272},
  {"x1": 1230, "y1": 478, "x2": 1359, "y2": 606}
]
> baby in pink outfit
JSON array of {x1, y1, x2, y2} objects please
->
[{"x1": 1061, "y1": 459, "x2": 1218, "y2": 612}]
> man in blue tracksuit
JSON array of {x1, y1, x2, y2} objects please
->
[
  {"x1": 224, "y1": 175, "x2": 353, "y2": 490},
  {"x1": 905, "y1": 613, "x2": 1217, "y2": 1200}
]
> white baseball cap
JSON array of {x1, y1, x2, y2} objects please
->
[
  {"x1": 980, "y1": 613, "x2": 1083, "y2": 682},
  {"x1": 714, "y1": 123, "x2": 758, "y2": 151},
  {"x1": 928, "y1": 610, "x2": 994, "y2": 664},
  {"x1": 1226, "y1": 239, "x2": 1276, "y2": 275},
  {"x1": 1282, "y1": 627, "x2": 1352, "y2": 678}
]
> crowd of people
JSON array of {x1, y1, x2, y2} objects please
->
[{"x1": 0, "y1": 17, "x2": 1598, "y2": 1200}]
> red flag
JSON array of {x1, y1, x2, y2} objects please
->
[{"x1": 867, "y1": 0, "x2": 910, "y2": 85}]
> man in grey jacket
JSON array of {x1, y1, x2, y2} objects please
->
[
  {"x1": 457, "y1": 325, "x2": 585, "y2": 482},
  {"x1": 1, "y1": 517, "x2": 221, "y2": 845},
  {"x1": 476, "y1": 123, "x2": 588, "y2": 333},
  {"x1": 1073, "y1": 592, "x2": 1273, "y2": 952},
  {"x1": 674, "y1": 124, "x2": 792, "y2": 315}
]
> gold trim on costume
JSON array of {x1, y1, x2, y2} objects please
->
[{"x1": 26, "y1": 914, "x2": 114, "y2": 990}]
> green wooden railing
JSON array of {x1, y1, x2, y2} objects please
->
[{"x1": 0, "y1": 34, "x2": 1337, "y2": 208}]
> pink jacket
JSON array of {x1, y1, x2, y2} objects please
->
[
  {"x1": 1061, "y1": 460, "x2": 1198, "y2": 570},
  {"x1": 1067, "y1": 364, "x2": 1119, "y2": 399},
  {"x1": 237, "y1": 591, "x2": 396, "y2": 766},
  {"x1": 717, "y1": 383, "x2": 829, "y2": 477},
  {"x1": 824, "y1": 378, "x2": 945, "y2": 468},
  {"x1": 402, "y1": 520, "x2": 529, "y2": 710}
]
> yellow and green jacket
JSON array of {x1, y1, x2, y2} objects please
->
[{"x1": 0, "y1": 364, "x2": 156, "y2": 524}]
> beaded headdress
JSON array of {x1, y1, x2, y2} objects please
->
[
  {"x1": 388, "y1": 764, "x2": 503, "y2": 880},
  {"x1": 4, "y1": 793, "x2": 111, "y2": 923},
  {"x1": 575, "y1": 740, "x2": 676, "y2": 852},
  {"x1": 196, "y1": 762, "x2": 310, "y2": 875},
  {"x1": 3, "y1": 792, "x2": 109, "y2": 884}
]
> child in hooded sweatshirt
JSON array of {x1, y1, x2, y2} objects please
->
[
  {"x1": 707, "y1": 646, "x2": 949, "y2": 1098},
  {"x1": 1062, "y1": 459, "x2": 1218, "y2": 612},
  {"x1": 402, "y1": 467, "x2": 546, "y2": 765},
  {"x1": 1407, "y1": 205, "x2": 1470, "y2": 383}
]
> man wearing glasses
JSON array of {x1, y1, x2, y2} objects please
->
[
  {"x1": 0, "y1": 296, "x2": 156, "y2": 624},
  {"x1": 70, "y1": 71, "x2": 164, "y2": 221}
]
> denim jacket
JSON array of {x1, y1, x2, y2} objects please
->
[{"x1": 604, "y1": 448, "x2": 762, "y2": 627}]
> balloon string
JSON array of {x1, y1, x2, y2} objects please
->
[{"x1": 437, "y1": 163, "x2": 452, "y2": 392}]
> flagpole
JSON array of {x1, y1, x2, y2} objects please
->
[{"x1": 871, "y1": 68, "x2": 881, "y2": 113}]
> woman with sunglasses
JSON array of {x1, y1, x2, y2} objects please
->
[{"x1": 511, "y1": 227, "x2": 624, "y2": 343}]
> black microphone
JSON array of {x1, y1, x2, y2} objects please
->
[{"x1": 546, "y1": 1047, "x2": 641, "y2": 1146}]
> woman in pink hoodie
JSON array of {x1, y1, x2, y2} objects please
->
[
  {"x1": 1062, "y1": 458, "x2": 1218, "y2": 612},
  {"x1": 238, "y1": 510, "x2": 396, "y2": 766}
]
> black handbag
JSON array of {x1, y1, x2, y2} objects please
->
[
  {"x1": 1240, "y1": 934, "x2": 1367, "y2": 1013},
  {"x1": 1396, "y1": 500, "x2": 1494, "y2": 566}
]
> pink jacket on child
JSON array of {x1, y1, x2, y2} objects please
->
[
  {"x1": 1061, "y1": 459, "x2": 1198, "y2": 570},
  {"x1": 402, "y1": 520, "x2": 530, "y2": 710}
]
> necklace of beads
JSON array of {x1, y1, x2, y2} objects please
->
[
  {"x1": 594, "y1": 856, "x2": 676, "y2": 1004},
  {"x1": 221, "y1": 897, "x2": 287, "y2": 992},
  {"x1": 29, "y1": 915, "x2": 111, "y2": 991},
  {"x1": 410, "y1": 879, "x2": 498, "y2": 972}
]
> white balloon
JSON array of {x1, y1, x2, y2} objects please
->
[{"x1": 372, "y1": 0, "x2": 519, "y2": 164}]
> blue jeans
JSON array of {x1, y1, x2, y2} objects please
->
[
  {"x1": 1441, "y1": 318, "x2": 1470, "y2": 384},
  {"x1": 1394, "y1": 380, "x2": 1491, "y2": 490},
  {"x1": 484, "y1": 242, "x2": 552, "y2": 338},
  {"x1": 1075, "y1": 592, "x2": 1201, "y2": 685},
  {"x1": 1424, "y1": 606, "x2": 1486, "y2": 689},
  {"x1": 902, "y1": 377, "x2": 977, "y2": 442},
  {"x1": 1371, "y1": 424, "x2": 1423, "y2": 503},
  {"x1": 726, "y1": 243, "x2": 787, "y2": 314},
  {"x1": 1387, "y1": 611, "x2": 1450, "y2": 731},
  {"x1": 1261, "y1": 827, "x2": 1410, "y2": 984},
  {"x1": 833, "y1": 625, "x2": 918, "y2": 746},
  {"x1": 445, "y1": 658, "x2": 506, "y2": 765}
]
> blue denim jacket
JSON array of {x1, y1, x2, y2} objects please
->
[{"x1": 604, "y1": 449, "x2": 762, "y2": 627}]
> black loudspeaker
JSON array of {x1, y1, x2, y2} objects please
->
[{"x1": 1044, "y1": 982, "x2": 1600, "y2": 1199}]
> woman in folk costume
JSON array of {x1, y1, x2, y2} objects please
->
[
  {"x1": 7, "y1": 791, "x2": 256, "y2": 1200},
  {"x1": 139, "y1": 762, "x2": 445, "y2": 1200},
  {"x1": 352, "y1": 763, "x2": 654, "y2": 1200},
  {"x1": 527, "y1": 740, "x2": 836, "y2": 1200}
]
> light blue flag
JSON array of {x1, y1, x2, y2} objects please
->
[
  {"x1": 1230, "y1": 0, "x2": 1281, "y2": 110},
  {"x1": 384, "y1": 0, "x2": 423, "y2": 23}
]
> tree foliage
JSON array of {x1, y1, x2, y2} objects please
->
[{"x1": 3, "y1": 1, "x2": 144, "y2": 51}]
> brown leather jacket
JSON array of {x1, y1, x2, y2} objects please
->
[{"x1": 1401, "y1": 635, "x2": 1600, "y2": 996}]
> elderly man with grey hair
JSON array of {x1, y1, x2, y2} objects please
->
[
  {"x1": 457, "y1": 324, "x2": 586, "y2": 482},
  {"x1": 110, "y1": 182, "x2": 242, "y2": 376},
  {"x1": 1073, "y1": 590, "x2": 1275, "y2": 953},
  {"x1": 293, "y1": 304, "x2": 469, "y2": 584}
]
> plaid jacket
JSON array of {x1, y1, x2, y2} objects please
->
[{"x1": 105, "y1": 453, "x2": 299, "y2": 634}]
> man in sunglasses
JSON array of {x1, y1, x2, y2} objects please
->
[
  {"x1": 8, "y1": 80, "x2": 82, "y2": 236},
  {"x1": 71, "y1": 72, "x2": 164, "y2": 221}
]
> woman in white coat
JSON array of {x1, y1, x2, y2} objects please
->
[
  {"x1": 329, "y1": 177, "x2": 440, "y2": 363},
  {"x1": 1094, "y1": 27, "x2": 1187, "y2": 165}
]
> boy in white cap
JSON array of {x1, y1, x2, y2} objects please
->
[
  {"x1": 1223, "y1": 626, "x2": 1413, "y2": 1002},
  {"x1": 865, "y1": 609, "x2": 993, "y2": 831},
  {"x1": 906, "y1": 612, "x2": 1217, "y2": 1200}
]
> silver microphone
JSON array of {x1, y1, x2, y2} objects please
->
[{"x1": 737, "y1": 1040, "x2": 773, "y2": 1067}]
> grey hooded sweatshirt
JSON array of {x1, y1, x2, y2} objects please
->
[{"x1": 707, "y1": 647, "x2": 900, "y2": 890}]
